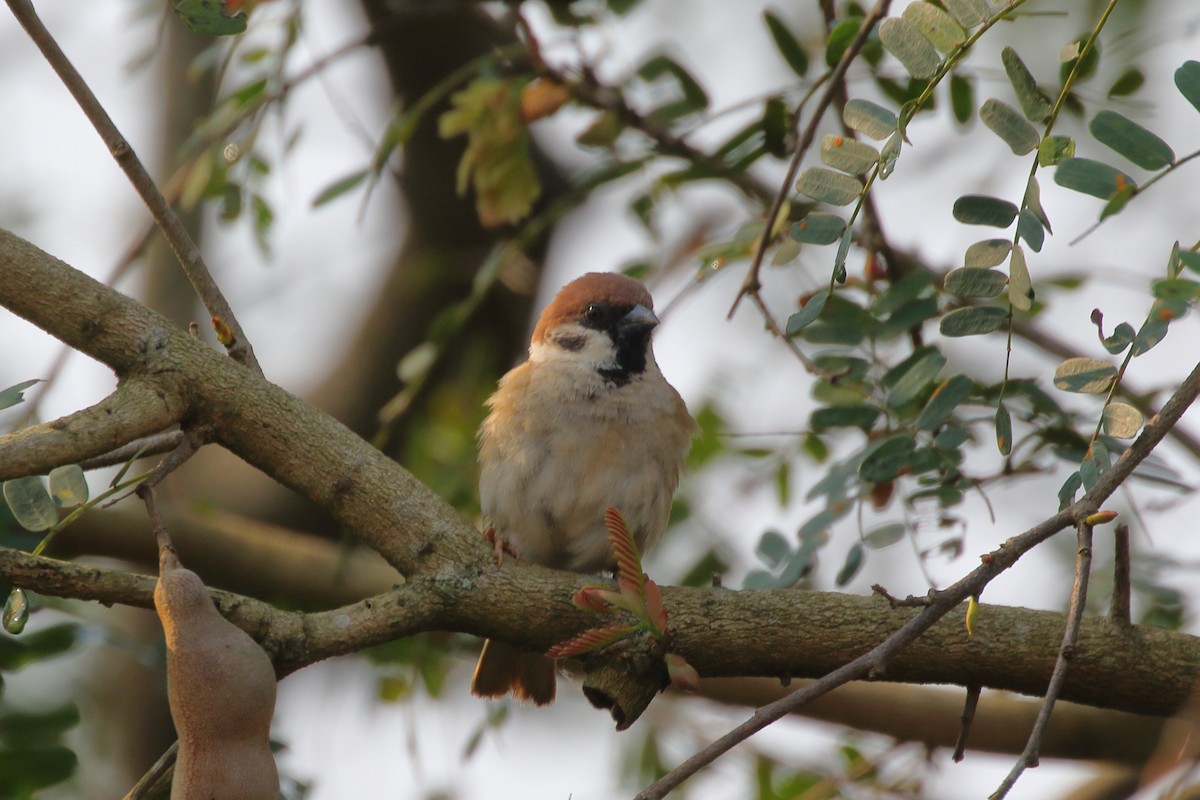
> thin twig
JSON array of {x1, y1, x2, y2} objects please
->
[
  {"x1": 749, "y1": 291, "x2": 816, "y2": 372},
  {"x1": 989, "y1": 520, "x2": 1095, "y2": 800},
  {"x1": 121, "y1": 741, "x2": 177, "y2": 800},
  {"x1": 636, "y1": 358, "x2": 1200, "y2": 800},
  {"x1": 540, "y1": 64, "x2": 775, "y2": 206},
  {"x1": 1111, "y1": 523, "x2": 1132, "y2": 627},
  {"x1": 76, "y1": 429, "x2": 185, "y2": 472},
  {"x1": 727, "y1": 0, "x2": 894, "y2": 318},
  {"x1": 5, "y1": 0, "x2": 261, "y2": 375},
  {"x1": 952, "y1": 684, "x2": 982, "y2": 763}
]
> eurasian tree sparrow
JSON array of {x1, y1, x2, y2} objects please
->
[{"x1": 471, "y1": 272, "x2": 695, "y2": 705}]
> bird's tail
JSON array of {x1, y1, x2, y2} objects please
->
[{"x1": 471, "y1": 639, "x2": 556, "y2": 706}]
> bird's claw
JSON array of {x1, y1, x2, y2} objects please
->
[{"x1": 484, "y1": 526, "x2": 520, "y2": 567}]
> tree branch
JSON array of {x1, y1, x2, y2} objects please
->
[
  {"x1": 0, "y1": 382, "x2": 185, "y2": 480},
  {"x1": 4, "y1": 544, "x2": 1198, "y2": 719},
  {"x1": 699, "y1": 678, "x2": 1167, "y2": 764}
]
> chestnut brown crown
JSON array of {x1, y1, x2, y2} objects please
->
[{"x1": 532, "y1": 272, "x2": 655, "y2": 345}]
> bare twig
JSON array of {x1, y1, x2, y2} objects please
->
[
  {"x1": 989, "y1": 519, "x2": 1095, "y2": 799},
  {"x1": 5, "y1": 0, "x2": 262, "y2": 374},
  {"x1": 76, "y1": 429, "x2": 186, "y2": 472},
  {"x1": 952, "y1": 684, "x2": 982, "y2": 763},
  {"x1": 727, "y1": 0, "x2": 894, "y2": 318},
  {"x1": 121, "y1": 742, "x2": 177, "y2": 800},
  {"x1": 549, "y1": 74, "x2": 775, "y2": 206},
  {"x1": 871, "y1": 584, "x2": 932, "y2": 608},
  {"x1": 636, "y1": 358, "x2": 1200, "y2": 800},
  {"x1": 0, "y1": 382, "x2": 187, "y2": 482},
  {"x1": 1111, "y1": 523, "x2": 1132, "y2": 626}
]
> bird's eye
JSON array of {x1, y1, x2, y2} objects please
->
[{"x1": 584, "y1": 303, "x2": 605, "y2": 322}]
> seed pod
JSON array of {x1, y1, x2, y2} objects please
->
[{"x1": 155, "y1": 547, "x2": 279, "y2": 799}]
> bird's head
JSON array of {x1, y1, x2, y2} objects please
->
[{"x1": 530, "y1": 272, "x2": 660, "y2": 386}]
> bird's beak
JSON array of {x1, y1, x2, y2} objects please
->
[{"x1": 619, "y1": 303, "x2": 659, "y2": 336}]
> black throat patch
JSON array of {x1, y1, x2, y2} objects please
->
[{"x1": 598, "y1": 326, "x2": 651, "y2": 387}]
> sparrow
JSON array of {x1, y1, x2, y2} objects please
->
[{"x1": 471, "y1": 271, "x2": 695, "y2": 705}]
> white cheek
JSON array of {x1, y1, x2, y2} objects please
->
[{"x1": 529, "y1": 326, "x2": 617, "y2": 370}]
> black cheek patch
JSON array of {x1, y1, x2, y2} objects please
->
[{"x1": 553, "y1": 333, "x2": 587, "y2": 352}]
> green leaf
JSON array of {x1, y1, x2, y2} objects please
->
[
  {"x1": 952, "y1": 195, "x2": 1018, "y2": 227},
  {"x1": 172, "y1": 0, "x2": 247, "y2": 35},
  {"x1": 825, "y1": 16, "x2": 864, "y2": 68},
  {"x1": 1131, "y1": 314, "x2": 1169, "y2": 356},
  {"x1": 1100, "y1": 185, "x2": 1136, "y2": 221},
  {"x1": 885, "y1": 347, "x2": 946, "y2": 407},
  {"x1": 1108, "y1": 67, "x2": 1145, "y2": 99},
  {"x1": 1100, "y1": 321, "x2": 1135, "y2": 355},
  {"x1": 873, "y1": 269, "x2": 934, "y2": 314},
  {"x1": 1102, "y1": 402, "x2": 1144, "y2": 439},
  {"x1": 879, "y1": 130, "x2": 902, "y2": 178},
  {"x1": 1001, "y1": 47, "x2": 1052, "y2": 122},
  {"x1": 995, "y1": 402, "x2": 1013, "y2": 455},
  {"x1": 0, "y1": 747, "x2": 78, "y2": 794},
  {"x1": 1054, "y1": 158, "x2": 1135, "y2": 200},
  {"x1": 859, "y1": 435, "x2": 919, "y2": 483},
  {"x1": 942, "y1": 0, "x2": 988, "y2": 28},
  {"x1": 916, "y1": 374, "x2": 973, "y2": 431},
  {"x1": 1017, "y1": 209, "x2": 1045, "y2": 253},
  {"x1": 1038, "y1": 135, "x2": 1075, "y2": 166},
  {"x1": 820, "y1": 134, "x2": 879, "y2": 175},
  {"x1": 939, "y1": 305, "x2": 1007, "y2": 337},
  {"x1": 0, "y1": 623, "x2": 78, "y2": 670},
  {"x1": 964, "y1": 238, "x2": 1012, "y2": 268},
  {"x1": 795, "y1": 167, "x2": 862, "y2": 205},
  {"x1": 843, "y1": 99, "x2": 898, "y2": 140},
  {"x1": 1053, "y1": 357, "x2": 1117, "y2": 394},
  {"x1": 950, "y1": 72, "x2": 974, "y2": 125},
  {"x1": 835, "y1": 543, "x2": 865, "y2": 586},
  {"x1": 47, "y1": 466, "x2": 87, "y2": 508},
  {"x1": 1080, "y1": 441, "x2": 1110, "y2": 491},
  {"x1": 312, "y1": 171, "x2": 369, "y2": 208},
  {"x1": 785, "y1": 290, "x2": 829, "y2": 334},
  {"x1": 636, "y1": 55, "x2": 710, "y2": 123},
  {"x1": 811, "y1": 405, "x2": 880, "y2": 433},
  {"x1": 1007, "y1": 245, "x2": 1033, "y2": 312},
  {"x1": 1174, "y1": 61, "x2": 1200, "y2": 114},
  {"x1": 756, "y1": 529, "x2": 792, "y2": 568},
  {"x1": 980, "y1": 98, "x2": 1039, "y2": 155},
  {"x1": 877, "y1": 296, "x2": 939, "y2": 339},
  {"x1": 1089, "y1": 110, "x2": 1175, "y2": 170},
  {"x1": 879, "y1": 18, "x2": 940, "y2": 80},
  {"x1": 764, "y1": 11, "x2": 809, "y2": 77},
  {"x1": 761, "y1": 98, "x2": 790, "y2": 158},
  {"x1": 1023, "y1": 175, "x2": 1052, "y2": 234},
  {"x1": 944, "y1": 267, "x2": 1007, "y2": 297},
  {"x1": 1176, "y1": 249, "x2": 1200, "y2": 277},
  {"x1": 3, "y1": 477, "x2": 57, "y2": 532},
  {"x1": 791, "y1": 212, "x2": 846, "y2": 245},
  {"x1": 0, "y1": 704, "x2": 80, "y2": 747},
  {"x1": 901, "y1": 3, "x2": 966, "y2": 55},
  {"x1": 865, "y1": 523, "x2": 907, "y2": 549},
  {"x1": 1058, "y1": 471, "x2": 1082, "y2": 509},
  {"x1": 0, "y1": 379, "x2": 40, "y2": 412}
]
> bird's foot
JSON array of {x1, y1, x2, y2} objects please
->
[{"x1": 484, "y1": 526, "x2": 521, "y2": 567}]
